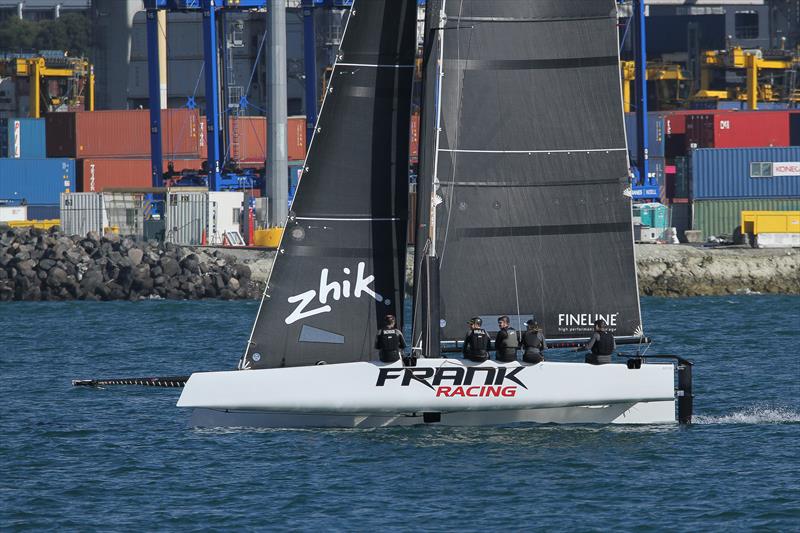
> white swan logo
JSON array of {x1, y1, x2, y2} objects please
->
[{"x1": 285, "y1": 261, "x2": 389, "y2": 325}]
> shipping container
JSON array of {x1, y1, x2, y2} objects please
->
[
  {"x1": 686, "y1": 111, "x2": 790, "y2": 149},
  {"x1": 410, "y1": 113, "x2": 420, "y2": 162},
  {"x1": 692, "y1": 198, "x2": 800, "y2": 240},
  {"x1": 0, "y1": 158, "x2": 74, "y2": 204},
  {"x1": 60, "y1": 192, "x2": 106, "y2": 237},
  {"x1": 46, "y1": 109, "x2": 201, "y2": 159},
  {"x1": 26, "y1": 205, "x2": 59, "y2": 220},
  {"x1": 666, "y1": 155, "x2": 690, "y2": 199},
  {"x1": 166, "y1": 190, "x2": 207, "y2": 245},
  {"x1": 0, "y1": 204, "x2": 27, "y2": 222},
  {"x1": 102, "y1": 192, "x2": 146, "y2": 237},
  {"x1": 1, "y1": 118, "x2": 46, "y2": 158},
  {"x1": 625, "y1": 113, "x2": 665, "y2": 159},
  {"x1": 200, "y1": 116, "x2": 306, "y2": 163},
  {"x1": 692, "y1": 147, "x2": 800, "y2": 200},
  {"x1": 790, "y1": 112, "x2": 800, "y2": 147},
  {"x1": 76, "y1": 158, "x2": 206, "y2": 192}
]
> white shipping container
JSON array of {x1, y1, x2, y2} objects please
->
[
  {"x1": 0, "y1": 205, "x2": 27, "y2": 222},
  {"x1": 755, "y1": 233, "x2": 800, "y2": 248},
  {"x1": 208, "y1": 191, "x2": 244, "y2": 245}
]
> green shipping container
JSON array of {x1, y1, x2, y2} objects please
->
[{"x1": 692, "y1": 199, "x2": 800, "y2": 239}]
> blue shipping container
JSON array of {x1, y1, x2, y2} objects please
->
[
  {"x1": 0, "y1": 158, "x2": 74, "y2": 204},
  {"x1": 1, "y1": 118, "x2": 46, "y2": 159},
  {"x1": 625, "y1": 113, "x2": 665, "y2": 161},
  {"x1": 26, "y1": 204, "x2": 59, "y2": 220},
  {"x1": 691, "y1": 147, "x2": 800, "y2": 200}
]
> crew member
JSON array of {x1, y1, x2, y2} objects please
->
[
  {"x1": 374, "y1": 314, "x2": 405, "y2": 363},
  {"x1": 581, "y1": 319, "x2": 616, "y2": 365},
  {"x1": 463, "y1": 317, "x2": 491, "y2": 362},
  {"x1": 494, "y1": 315, "x2": 519, "y2": 363},
  {"x1": 521, "y1": 320, "x2": 547, "y2": 364}
]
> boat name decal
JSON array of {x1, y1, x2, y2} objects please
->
[
  {"x1": 285, "y1": 261, "x2": 388, "y2": 325},
  {"x1": 376, "y1": 366, "x2": 527, "y2": 398}
]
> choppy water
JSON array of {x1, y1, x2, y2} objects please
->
[{"x1": 2, "y1": 296, "x2": 799, "y2": 531}]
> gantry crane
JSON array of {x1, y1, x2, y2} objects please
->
[{"x1": 0, "y1": 53, "x2": 94, "y2": 118}]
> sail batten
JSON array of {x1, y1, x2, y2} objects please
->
[
  {"x1": 416, "y1": 0, "x2": 643, "y2": 343},
  {"x1": 241, "y1": 0, "x2": 416, "y2": 369}
]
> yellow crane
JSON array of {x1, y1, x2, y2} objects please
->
[
  {"x1": 620, "y1": 60, "x2": 688, "y2": 112},
  {"x1": 695, "y1": 47, "x2": 799, "y2": 110},
  {"x1": 0, "y1": 54, "x2": 94, "y2": 118}
]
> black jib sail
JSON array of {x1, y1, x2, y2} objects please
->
[
  {"x1": 241, "y1": 0, "x2": 416, "y2": 369},
  {"x1": 415, "y1": 0, "x2": 643, "y2": 343}
]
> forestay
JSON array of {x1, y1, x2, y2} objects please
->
[
  {"x1": 241, "y1": 0, "x2": 416, "y2": 369},
  {"x1": 418, "y1": 0, "x2": 643, "y2": 341}
]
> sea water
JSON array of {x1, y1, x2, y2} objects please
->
[{"x1": 1, "y1": 296, "x2": 798, "y2": 531}]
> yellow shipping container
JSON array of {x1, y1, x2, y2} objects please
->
[{"x1": 741, "y1": 211, "x2": 800, "y2": 235}]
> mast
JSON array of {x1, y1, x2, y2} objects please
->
[{"x1": 413, "y1": 0, "x2": 446, "y2": 358}]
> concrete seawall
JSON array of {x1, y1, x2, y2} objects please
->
[{"x1": 1, "y1": 228, "x2": 797, "y2": 301}]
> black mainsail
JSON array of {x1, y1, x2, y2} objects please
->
[
  {"x1": 414, "y1": 0, "x2": 643, "y2": 346},
  {"x1": 242, "y1": 0, "x2": 416, "y2": 369}
]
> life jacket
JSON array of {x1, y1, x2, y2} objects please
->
[
  {"x1": 592, "y1": 331, "x2": 615, "y2": 356},
  {"x1": 522, "y1": 331, "x2": 543, "y2": 354},
  {"x1": 465, "y1": 329, "x2": 490, "y2": 356},
  {"x1": 377, "y1": 329, "x2": 402, "y2": 352},
  {"x1": 496, "y1": 327, "x2": 518, "y2": 356}
]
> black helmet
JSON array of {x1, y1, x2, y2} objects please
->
[{"x1": 469, "y1": 317, "x2": 482, "y2": 326}]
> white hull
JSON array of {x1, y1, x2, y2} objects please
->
[{"x1": 178, "y1": 359, "x2": 678, "y2": 428}]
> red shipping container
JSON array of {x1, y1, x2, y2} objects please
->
[
  {"x1": 287, "y1": 116, "x2": 307, "y2": 161},
  {"x1": 46, "y1": 109, "x2": 201, "y2": 159},
  {"x1": 410, "y1": 113, "x2": 420, "y2": 162},
  {"x1": 199, "y1": 116, "x2": 307, "y2": 163},
  {"x1": 685, "y1": 111, "x2": 790, "y2": 149},
  {"x1": 77, "y1": 158, "x2": 205, "y2": 192}
]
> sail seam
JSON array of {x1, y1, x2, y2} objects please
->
[
  {"x1": 455, "y1": 16, "x2": 614, "y2": 23},
  {"x1": 439, "y1": 148, "x2": 627, "y2": 154},
  {"x1": 295, "y1": 217, "x2": 401, "y2": 221},
  {"x1": 446, "y1": 56, "x2": 618, "y2": 70},
  {"x1": 337, "y1": 62, "x2": 415, "y2": 68}
]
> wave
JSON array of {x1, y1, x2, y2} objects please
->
[{"x1": 694, "y1": 405, "x2": 800, "y2": 425}]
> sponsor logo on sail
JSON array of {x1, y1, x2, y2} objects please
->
[
  {"x1": 285, "y1": 261, "x2": 389, "y2": 324},
  {"x1": 557, "y1": 313, "x2": 619, "y2": 333},
  {"x1": 376, "y1": 366, "x2": 527, "y2": 398}
]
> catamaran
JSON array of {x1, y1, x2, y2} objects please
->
[{"x1": 78, "y1": 0, "x2": 693, "y2": 427}]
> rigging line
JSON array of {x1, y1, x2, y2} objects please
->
[
  {"x1": 513, "y1": 265, "x2": 521, "y2": 333},
  {"x1": 438, "y1": 0, "x2": 471, "y2": 267}
]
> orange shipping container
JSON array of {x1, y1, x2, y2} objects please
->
[
  {"x1": 199, "y1": 116, "x2": 306, "y2": 163},
  {"x1": 76, "y1": 158, "x2": 206, "y2": 192},
  {"x1": 46, "y1": 109, "x2": 202, "y2": 159},
  {"x1": 410, "y1": 113, "x2": 420, "y2": 162}
]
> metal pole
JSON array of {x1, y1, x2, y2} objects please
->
[
  {"x1": 633, "y1": 0, "x2": 649, "y2": 190},
  {"x1": 302, "y1": 0, "x2": 317, "y2": 142},
  {"x1": 158, "y1": 10, "x2": 168, "y2": 110},
  {"x1": 146, "y1": 9, "x2": 164, "y2": 187},
  {"x1": 267, "y1": 0, "x2": 289, "y2": 226},
  {"x1": 202, "y1": 2, "x2": 222, "y2": 191}
]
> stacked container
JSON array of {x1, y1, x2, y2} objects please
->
[
  {"x1": 0, "y1": 159, "x2": 74, "y2": 217},
  {"x1": 1, "y1": 118, "x2": 46, "y2": 159},
  {"x1": 691, "y1": 147, "x2": 800, "y2": 239},
  {"x1": 46, "y1": 109, "x2": 202, "y2": 159},
  {"x1": 685, "y1": 111, "x2": 791, "y2": 150}
]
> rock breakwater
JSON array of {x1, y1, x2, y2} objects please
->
[{"x1": 0, "y1": 227, "x2": 267, "y2": 301}]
